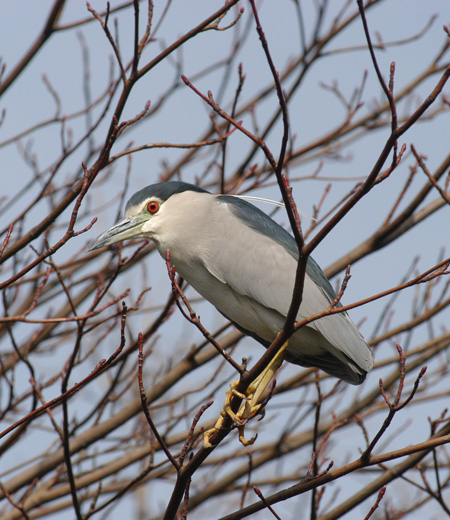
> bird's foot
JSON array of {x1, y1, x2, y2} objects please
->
[{"x1": 204, "y1": 340, "x2": 288, "y2": 448}]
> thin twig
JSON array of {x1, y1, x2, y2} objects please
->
[{"x1": 137, "y1": 332, "x2": 180, "y2": 471}]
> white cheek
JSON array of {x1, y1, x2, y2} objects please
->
[{"x1": 141, "y1": 219, "x2": 154, "y2": 234}]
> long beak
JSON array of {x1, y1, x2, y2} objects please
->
[{"x1": 87, "y1": 215, "x2": 148, "y2": 252}]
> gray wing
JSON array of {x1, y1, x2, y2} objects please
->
[
  {"x1": 205, "y1": 196, "x2": 373, "y2": 383},
  {"x1": 217, "y1": 196, "x2": 337, "y2": 298}
]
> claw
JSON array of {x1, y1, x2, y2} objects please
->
[{"x1": 203, "y1": 339, "x2": 289, "y2": 447}]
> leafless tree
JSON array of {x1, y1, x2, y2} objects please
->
[{"x1": 1, "y1": 1, "x2": 450, "y2": 519}]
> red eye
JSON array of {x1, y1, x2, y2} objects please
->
[{"x1": 147, "y1": 201, "x2": 160, "y2": 214}]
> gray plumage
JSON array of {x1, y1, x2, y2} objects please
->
[{"x1": 89, "y1": 181, "x2": 373, "y2": 384}]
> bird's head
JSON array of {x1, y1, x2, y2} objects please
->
[{"x1": 87, "y1": 181, "x2": 207, "y2": 252}]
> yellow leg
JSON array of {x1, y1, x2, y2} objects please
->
[{"x1": 204, "y1": 340, "x2": 289, "y2": 447}]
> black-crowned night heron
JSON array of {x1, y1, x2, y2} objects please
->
[{"x1": 88, "y1": 181, "x2": 373, "y2": 445}]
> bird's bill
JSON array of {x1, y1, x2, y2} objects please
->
[{"x1": 86, "y1": 216, "x2": 147, "y2": 252}]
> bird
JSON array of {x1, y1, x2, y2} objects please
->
[{"x1": 88, "y1": 181, "x2": 373, "y2": 444}]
